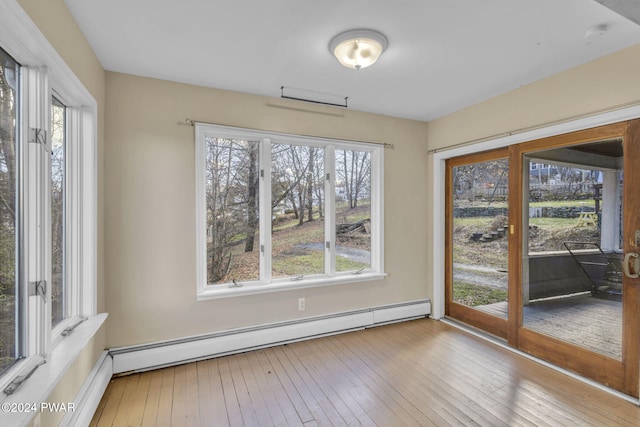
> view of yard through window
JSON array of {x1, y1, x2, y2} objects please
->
[
  {"x1": 205, "y1": 135, "x2": 372, "y2": 285},
  {"x1": 0, "y1": 49, "x2": 18, "y2": 375},
  {"x1": 51, "y1": 97, "x2": 66, "y2": 327},
  {"x1": 452, "y1": 159, "x2": 604, "y2": 311}
]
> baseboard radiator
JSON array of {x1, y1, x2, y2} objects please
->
[{"x1": 110, "y1": 299, "x2": 430, "y2": 375}]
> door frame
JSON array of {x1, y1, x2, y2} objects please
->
[
  {"x1": 509, "y1": 121, "x2": 638, "y2": 397},
  {"x1": 438, "y1": 116, "x2": 640, "y2": 398},
  {"x1": 445, "y1": 148, "x2": 510, "y2": 339}
]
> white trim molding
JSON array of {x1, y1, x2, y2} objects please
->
[
  {"x1": 110, "y1": 299, "x2": 430, "y2": 375},
  {"x1": 59, "y1": 351, "x2": 113, "y2": 427},
  {"x1": 0, "y1": 314, "x2": 107, "y2": 427},
  {"x1": 194, "y1": 123, "x2": 386, "y2": 299}
]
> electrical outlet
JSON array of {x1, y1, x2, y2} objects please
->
[{"x1": 298, "y1": 297, "x2": 305, "y2": 311}]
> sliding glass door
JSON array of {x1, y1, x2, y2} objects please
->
[
  {"x1": 446, "y1": 149, "x2": 509, "y2": 338},
  {"x1": 513, "y1": 121, "x2": 640, "y2": 397},
  {"x1": 445, "y1": 120, "x2": 640, "y2": 397}
]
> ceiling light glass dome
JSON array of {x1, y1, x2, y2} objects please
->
[{"x1": 329, "y1": 29, "x2": 388, "y2": 70}]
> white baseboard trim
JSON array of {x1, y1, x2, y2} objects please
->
[
  {"x1": 110, "y1": 299, "x2": 430, "y2": 375},
  {"x1": 60, "y1": 351, "x2": 113, "y2": 427}
]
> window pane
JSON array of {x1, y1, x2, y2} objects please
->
[
  {"x1": 205, "y1": 137, "x2": 260, "y2": 284},
  {"x1": 451, "y1": 159, "x2": 509, "y2": 318},
  {"x1": 271, "y1": 143, "x2": 325, "y2": 278},
  {"x1": 523, "y1": 142, "x2": 623, "y2": 360},
  {"x1": 335, "y1": 149, "x2": 371, "y2": 272},
  {"x1": 0, "y1": 48, "x2": 19, "y2": 374},
  {"x1": 528, "y1": 163, "x2": 605, "y2": 254},
  {"x1": 51, "y1": 97, "x2": 65, "y2": 327}
]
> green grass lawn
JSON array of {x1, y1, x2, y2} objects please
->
[
  {"x1": 453, "y1": 215, "x2": 591, "y2": 229},
  {"x1": 469, "y1": 199, "x2": 595, "y2": 209},
  {"x1": 453, "y1": 282, "x2": 508, "y2": 306},
  {"x1": 271, "y1": 209, "x2": 369, "y2": 276},
  {"x1": 272, "y1": 253, "x2": 367, "y2": 276}
]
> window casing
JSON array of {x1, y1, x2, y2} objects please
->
[
  {"x1": 196, "y1": 124, "x2": 385, "y2": 298},
  {"x1": 0, "y1": 10, "x2": 98, "y2": 397}
]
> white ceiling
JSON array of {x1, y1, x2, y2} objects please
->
[{"x1": 64, "y1": 0, "x2": 640, "y2": 121}]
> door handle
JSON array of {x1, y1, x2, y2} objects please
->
[{"x1": 623, "y1": 252, "x2": 640, "y2": 279}]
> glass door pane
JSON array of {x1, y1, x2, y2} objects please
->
[
  {"x1": 451, "y1": 158, "x2": 509, "y2": 318},
  {"x1": 522, "y1": 139, "x2": 623, "y2": 360}
]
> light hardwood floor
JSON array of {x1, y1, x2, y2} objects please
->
[{"x1": 90, "y1": 318, "x2": 640, "y2": 426}]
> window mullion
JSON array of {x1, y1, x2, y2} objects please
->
[
  {"x1": 76, "y1": 107, "x2": 97, "y2": 316},
  {"x1": 65, "y1": 108, "x2": 80, "y2": 318},
  {"x1": 325, "y1": 147, "x2": 336, "y2": 276},
  {"x1": 23, "y1": 66, "x2": 50, "y2": 357},
  {"x1": 259, "y1": 138, "x2": 272, "y2": 284},
  {"x1": 370, "y1": 148, "x2": 384, "y2": 272},
  {"x1": 194, "y1": 125, "x2": 207, "y2": 293}
]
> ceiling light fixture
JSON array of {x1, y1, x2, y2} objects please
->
[{"x1": 329, "y1": 29, "x2": 388, "y2": 70}]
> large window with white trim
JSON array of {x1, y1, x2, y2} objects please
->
[
  {"x1": 196, "y1": 124, "x2": 384, "y2": 296},
  {"x1": 0, "y1": 38, "x2": 97, "y2": 399}
]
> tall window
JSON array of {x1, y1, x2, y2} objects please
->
[
  {"x1": 335, "y1": 148, "x2": 371, "y2": 272},
  {"x1": 205, "y1": 137, "x2": 261, "y2": 284},
  {"x1": 196, "y1": 124, "x2": 384, "y2": 295},
  {"x1": 50, "y1": 97, "x2": 65, "y2": 327},
  {"x1": 0, "y1": 48, "x2": 19, "y2": 375},
  {"x1": 271, "y1": 143, "x2": 325, "y2": 278},
  {"x1": 0, "y1": 5, "x2": 98, "y2": 408}
]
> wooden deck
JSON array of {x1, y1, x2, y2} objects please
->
[
  {"x1": 90, "y1": 318, "x2": 640, "y2": 426},
  {"x1": 477, "y1": 293, "x2": 622, "y2": 359}
]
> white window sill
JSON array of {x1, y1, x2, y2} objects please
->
[
  {"x1": 0, "y1": 313, "x2": 107, "y2": 427},
  {"x1": 197, "y1": 272, "x2": 387, "y2": 301}
]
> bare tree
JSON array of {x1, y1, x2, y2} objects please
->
[
  {"x1": 205, "y1": 138, "x2": 260, "y2": 282},
  {"x1": 306, "y1": 147, "x2": 315, "y2": 222},
  {"x1": 337, "y1": 149, "x2": 371, "y2": 210},
  {"x1": 244, "y1": 141, "x2": 259, "y2": 253},
  {"x1": 0, "y1": 63, "x2": 16, "y2": 222},
  {"x1": 51, "y1": 99, "x2": 65, "y2": 325},
  {"x1": 271, "y1": 144, "x2": 324, "y2": 226},
  {"x1": 0, "y1": 53, "x2": 17, "y2": 371}
]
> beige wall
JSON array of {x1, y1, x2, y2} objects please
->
[
  {"x1": 102, "y1": 43, "x2": 640, "y2": 349},
  {"x1": 427, "y1": 44, "x2": 640, "y2": 150},
  {"x1": 104, "y1": 72, "x2": 430, "y2": 347},
  {"x1": 15, "y1": 1, "x2": 640, "y2": 421},
  {"x1": 15, "y1": 1, "x2": 107, "y2": 426}
]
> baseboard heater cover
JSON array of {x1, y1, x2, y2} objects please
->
[{"x1": 110, "y1": 299, "x2": 430, "y2": 374}]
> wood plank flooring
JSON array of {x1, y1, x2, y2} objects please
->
[{"x1": 90, "y1": 318, "x2": 640, "y2": 426}]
